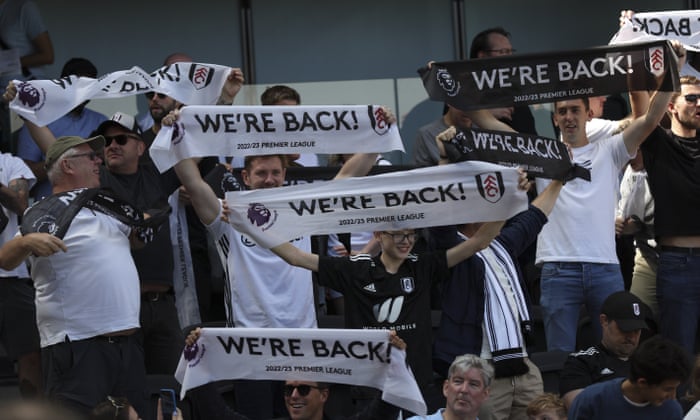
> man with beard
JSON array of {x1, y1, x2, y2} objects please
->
[
  {"x1": 634, "y1": 75, "x2": 700, "y2": 358},
  {"x1": 559, "y1": 291, "x2": 650, "y2": 409},
  {"x1": 407, "y1": 354, "x2": 493, "y2": 420}
]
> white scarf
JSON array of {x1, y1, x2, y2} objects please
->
[
  {"x1": 148, "y1": 104, "x2": 403, "y2": 172},
  {"x1": 175, "y1": 328, "x2": 426, "y2": 416},
  {"x1": 224, "y1": 161, "x2": 528, "y2": 248},
  {"x1": 9, "y1": 62, "x2": 234, "y2": 126},
  {"x1": 610, "y1": 10, "x2": 700, "y2": 78}
]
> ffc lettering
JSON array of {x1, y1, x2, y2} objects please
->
[
  {"x1": 189, "y1": 65, "x2": 214, "y2": 90},
  {"x1": 649, "y1": 47, "x2": 665, "y2": 76}
]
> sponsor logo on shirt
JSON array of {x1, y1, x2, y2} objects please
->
[{"x1": 373, "y1": 296, "x2": 404, "y2": 323}]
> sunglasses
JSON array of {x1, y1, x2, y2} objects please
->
[
  {"x1": 65, "y1": 151, "x2": 100, "y2": 161},
  {"x1": 684, "y1": 94, "x2": 700, "y2": 104},
  {"x1": 105, "y1": 134, "x2": 140, "y2": 147},
  {"x1": 283, "y1": 384, "x2": 321, "y2": 397},
  {"x1": 145, "y1": 92, "x2": 168, "y2": 100}
]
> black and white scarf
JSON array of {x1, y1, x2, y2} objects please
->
[
  {"x1": 21, "y1": 188, "x2": 169, "y2": 243},
  {"x1": 478, "y1": 239, "x2": 531, "y2": 378}
]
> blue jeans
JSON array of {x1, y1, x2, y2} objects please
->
[
  {"x1": 540, "y1": 262, "x2": 624, "y2": 351},
  {"x1": 657, "y1": 250, "x2": 700, "y2": 356}
]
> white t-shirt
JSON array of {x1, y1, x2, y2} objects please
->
[
  {"x1": 208, "y1": 201, "x2": 317, "y2": 328},
  {"x1": 30, "y1": 208, "x2": 140, "y2": 347},
  {"x1": 586, "y1": 118, "x2": 621, "y2": 143},
  {"x1": 0, "y1": 153, "x2": 35, "y2": 278},
  {"x1": 536, "y1": 133, "x2": 632, "y2": 265}
]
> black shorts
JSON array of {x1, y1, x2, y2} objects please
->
[
  {"x1": 42, "y1": 334, "x2": 147, "y2": 414},
  {"x1": 0, "y1": 277, "x2": 40, "y2": 357}
]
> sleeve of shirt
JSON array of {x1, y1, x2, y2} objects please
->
[
  {"x1": 15, "y1": 126, "x2": 44, "y2": 162},
  {"x1": 497, "y1": 205, "x2": 547, "y2": 256},
  {"x1": 317, "y1": 255, "x2": 354, "y2": 293},
  {"x1": 5, "y1": 154, "x2": 36, "y2": 190},
  {"x1": 559, "y1": 353, "x2": 595, "y2": 396},
  {"x1": 412, "y1": 128, "x2": 439, "y2": 166},
  {"x1": 19, "y1": 1, "x2": 48, "y2": 40},
  {"x1": 567, "y1": 387, "x2": 597, "y2": 420}
]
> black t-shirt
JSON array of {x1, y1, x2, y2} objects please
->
[
  {"x1": 641, "y1": 127, "x2": 700, "y2": 237},
  {"x1": 317, "y1": 251, "x2": 449, "y2": 388},
  {"x1": 100, "y1": 164, "x2": 180, "y2": 286},
  {"x1": 559, "y1": 343, "x2": 630, "y2": 396}
]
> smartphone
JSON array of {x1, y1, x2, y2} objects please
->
[{"x1": 160, "y1": 388, "x2": 177, "y2": 420}]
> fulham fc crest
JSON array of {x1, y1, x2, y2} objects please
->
[
  {"x1": 476, "y1": 172, "x2": 505, "y2": 203},
  {"x1": 401, "y1": 277, "x2": 415, "y2": 293}
]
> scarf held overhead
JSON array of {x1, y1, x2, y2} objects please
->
[
  {"x1": 419, "y1": 40, "x2": 679, "y2": 111},
  {"x1": 174, "y1": 328, "x2": 426, "y2": 415},
  {"x1": 610, "y1": 10, "x2": 700, "y2": 52},
  {"x1": 149, "y1": 105, "x2": 404, "y2": 172},
  {"x1": 225, "y1": 161, "x2": 528, "y2": 248},
  {"x1": 10, "y1": 62, "x2": 234, "y2": 126},
  {"x1": 610, "y1": 10, "x2": 700, "y2": 79}
]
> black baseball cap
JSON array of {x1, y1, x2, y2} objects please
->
[{"x1": 601, "y1": 291, "x2": 649, "y2": 332}]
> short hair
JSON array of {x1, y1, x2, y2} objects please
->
[
  {"x1": 61, "y1": 57, "x2": 98, "y2": 78},
  {"x1": 447, "y1": 354, "x2": 494, "y2": 388},
  {"x1": 260, "y1": 85, "x2": 301, "y2": 105},
  {"x1": 670, "y1": 75, "x2": 700, "y2": 103},
  {"x1": 554, "y1": 97, "x2": 590, "y2": 112},
  {"x1": 629, "y1": 335, "x2": 691, "y2": 386},
  {"x1": 243, "y1": 155, "x2": 288, "y2": 172},
  {"x1": 526, "y1": 393, "x2": 567, "y2": 418},
  {"x1": 46, "y1": 146, "x2": 82, "y2": 184},
  {"x1": 469, "y1": 27, "x2": 511, "y2": 59}
]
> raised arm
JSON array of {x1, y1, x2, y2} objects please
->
[
  {"x1": 216, "y1": 68, "x2": 245, "y2": 105},
  {"x1": 173, "y1": 158, "x2": 221, "y2": 225},
  {"x1": 466, "y1": 109, "x2": 518, "y2": 133},
  {"x1": 445, "y1": 220, "x2": 504, "y2": 268},
  {"x1": 334, "y1": 107, "x2": 395, "y2": 179},
  {"x1": 530, "y1": 179, "x2": 563, "y2": 216},
  {"x1": 622, "y1": 41, "x2": 686, "y2": 154},
  {"x1": 269, "y1": 242, "x2": 319, "y2": 272},
  {"x1": 3, "y1": 82, "x2": 56, "y2": 153}
]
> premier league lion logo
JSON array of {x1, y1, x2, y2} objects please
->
[
  {"x1": 184, "y1": 341, "x2": 199, "y2": 361},
  {"x1": 171, "y1": 121, "x2": 185, "y2": 145},
  {"x1": 17, "y1": 82, "x2": 41, "y2": 108},
  {"x1": 436, "y1": 68, "x2": 461, "y2": 97},
  {"x1": 247, "y1": 203, "x2": 271, "y2": 227}
]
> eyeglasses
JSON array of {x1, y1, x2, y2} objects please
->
[
  {"x1": 145, "y1": 92, "x2": 168, "y2": 100},
  {"x1": 684, "y1": 94, "x2": 700, "y2": 104},
  {"x1": 107, "y1": 395, "x2": 126, "y2": 419},
  {"x1": 65, "y1": 151, "x2": 100, "y2": 161},
  {"x1": 381, "y1": 231, "x2": 417, "y2": 243},
  {"x1": 485, "y1": 48, "x2": 516, "y2": 55},
  {"x1": 105, "y1": 134, "x2": 140, "y2": 147},
  {"x1": 283, "y1": 384, "x2": 321, "y2": 397}
]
